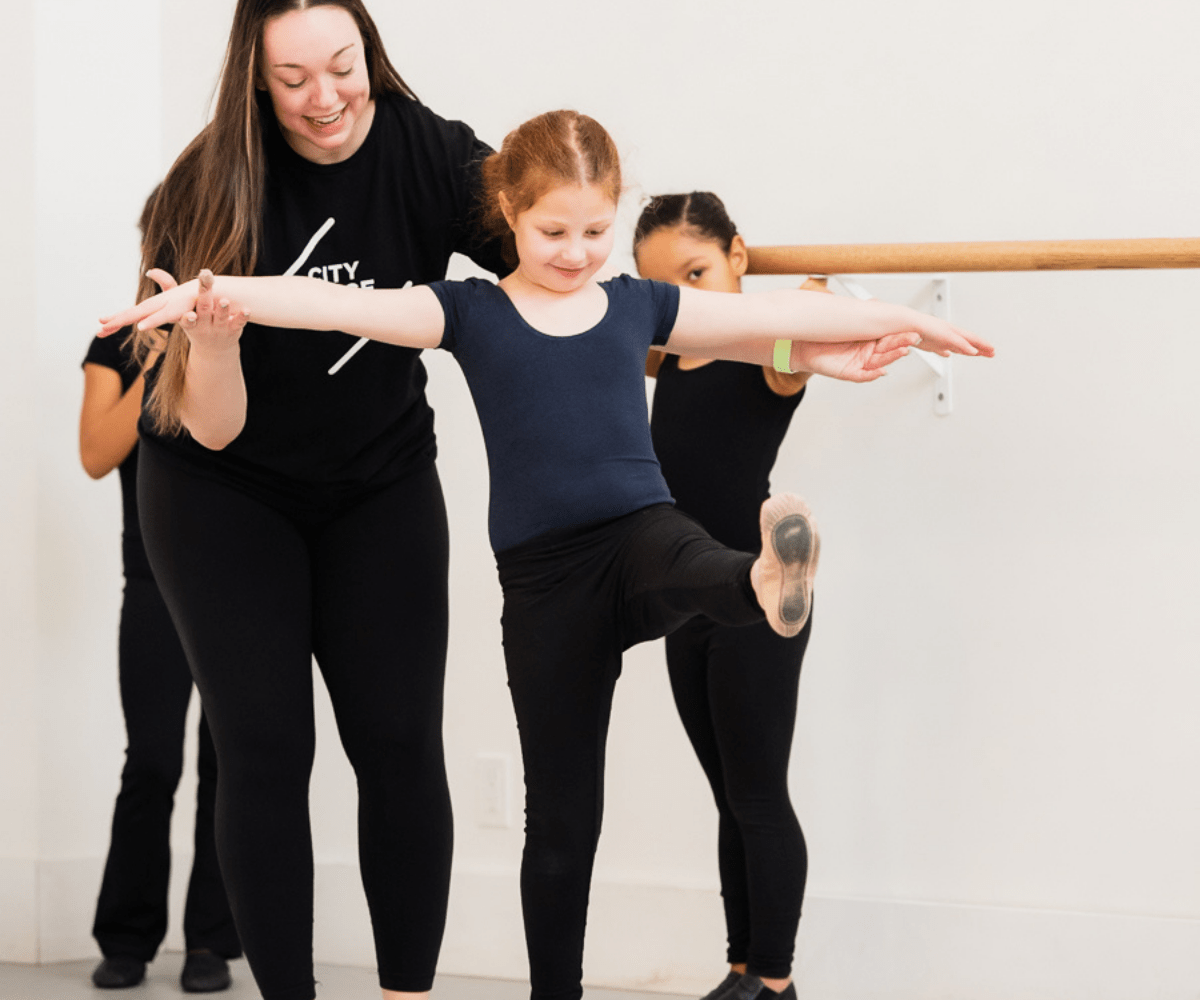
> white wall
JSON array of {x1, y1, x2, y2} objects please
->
[
  {"x1": 7, "y1": 0, "x2": 1199, "y2": 997},
  {"x1": 0, "y1": 0, "x2": 42, "y2": 965}
]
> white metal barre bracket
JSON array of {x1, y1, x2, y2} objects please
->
[{"x1": 829, "y1": 275, "x2": 953, "y2": 416}]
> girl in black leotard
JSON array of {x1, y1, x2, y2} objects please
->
[{"x1": 635, "y1": 192, "x2": 828, "y2": 1000}]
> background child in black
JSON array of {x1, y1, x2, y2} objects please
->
[
  {"x1": 637, "y1": 191, "x2": 827, "y2": 1000},
  {"x1": 80, "y1": 189, "x2": 240, "y2": 997}
]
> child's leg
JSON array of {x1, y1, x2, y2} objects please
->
[
  {"x1": 619, "y1": 499, "x2": 818, "y2": 645},
  {"x1": 617, "y1": 505, "x2": 762, "y2": 646},
  {"x1": 92, "y1": 575, "x2": 195, "y2": 963},
  {"x1": 506, "y1": 613, "x2": 621, "y2": 1000},
  {"x1": 498, "y1": 532, "x2": 627, "y2": 1000},
  {"x1": 664, "y1": 618, "x2": 753, "y2": 966},
  {"x1": 697, "y1": 617, "x2": 810, "y2": 981}
]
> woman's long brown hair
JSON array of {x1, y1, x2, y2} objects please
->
[{"x1": 135, "y1": 0, "x2": 416, "y2": 435}]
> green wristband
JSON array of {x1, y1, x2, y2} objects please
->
[{"x1": 773, "y1": 339, "x2": 794, "y2": 374}]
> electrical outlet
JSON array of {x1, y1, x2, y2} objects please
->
[{"x1": 476, "y1": 752, "x2": 511, "y2": 828}]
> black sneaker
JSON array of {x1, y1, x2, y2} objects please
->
[
  {"x1": 181, "y1": 950, "x2": 232, "y2": 993},
  {"x1": 699, "y1": 970, "x2": 744, "y2": 1000},
  {"x1": 728, "y1": 976, "x2": 797, "y2": 1000},
  {"x1": 91, "y1": 956, "x2": 146, "y2": 989}
]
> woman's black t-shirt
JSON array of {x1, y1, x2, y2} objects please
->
[
  {"x1": 650, "y1": 356, "x2": 804, "y2": 553},
  {"x1": 140, "y1": 92, "x2": 507, "y2": 507}
]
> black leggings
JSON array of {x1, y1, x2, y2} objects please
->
[
  {"x1": 93, "y1": 575, "x2": 240, "y2": 962},
  {"x1": 666, "y1": 609, "x2": 811, "y2": 979},
  {"x1": 139, "y1": 447, "x2": 452, "y2": 1000},
  {"x1": 497, "y1": 504, "x2": 763, "y2": 1000}
]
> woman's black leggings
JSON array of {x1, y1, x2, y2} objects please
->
[
  {"x1": 666, "y1": 608, "x2": 811, "y2": 979},
  {"x1": 497, "y1": 504, "x2": 764, "y2": 1000},
  {"x1": 139, "y1": 446, "x2": 453, "y2": 1000},
  {"x1": 93, "y1": 575, "x2": 240, "y2": 962}
]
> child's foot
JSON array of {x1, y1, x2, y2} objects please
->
[{"x1": 751, "y1": 494, "x2": 819, "y2": 637}]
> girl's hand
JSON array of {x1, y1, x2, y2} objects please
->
[
  {"x1": 792, "y1": 332, "x2": 920, "y2": 382},
  {"x1": 97, "y1": 268, "x2": 202, "y2": 336},
  {"x1": 912, "y1": 314, "x2": 995, "y2": 358}
]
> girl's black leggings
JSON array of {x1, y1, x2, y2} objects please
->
[
  {"x1": 92, "y1": 574, "x2": 240, "y2": 962},
  {"x1": 139, "y1": 446, "x2": 453, "y2": 1000},
  {"x1": 497, "y1": 504, "x2": 763, "y2": 1000},
  {"x1": 665, "y1": 609, "x2": 811, "y2": 979}
]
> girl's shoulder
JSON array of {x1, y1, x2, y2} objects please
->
[
  {"x1": 600, "y1": 273, "x2": 680, "y2": 313},
  {"x1": 601, "y1": 272, "x2": 677, "y2": 298}
]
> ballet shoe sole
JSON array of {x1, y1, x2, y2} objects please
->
[{"x1": 758, "y1": 494, "x2": 819, "y2": 638}]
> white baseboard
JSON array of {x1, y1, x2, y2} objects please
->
[
  {"x1": 794, "y1": 894, "x2": 1200, "y2": 1000},
  {"x1": 11, "y1": 857, "x2": 1198, "y2": 1000},
  {"x1": 36, "y1": 857, "x2": 103, "y2": 963},
  {"x1": 0, "y1": 858, "x2": 38, "y2": 962},
  {"x1": 432, "y1": 867, "x2": 1200, "y2": 1000}
]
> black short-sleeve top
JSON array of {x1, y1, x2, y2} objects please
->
[
  {"x1": 140, "y1": 92, "x2": 507, "y2": 507},
  {"x1": 651, "y1": 355, "x2": 804, "y2": 553}
]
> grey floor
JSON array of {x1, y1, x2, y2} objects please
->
[{"x1": 0, "y1": 957, "x2": 689, "y2": 1000}]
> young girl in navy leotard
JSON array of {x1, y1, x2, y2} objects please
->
[
  {"x1": 636, "y1": 191, "x2": 826, "y2": 1000},
  {"x1": 101, "y1": 109, "x2": 992, "y2": 1000}
]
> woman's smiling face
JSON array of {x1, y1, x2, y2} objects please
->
[{"x1": 259, "y1": 5, "x2": 374, "y2": 164}]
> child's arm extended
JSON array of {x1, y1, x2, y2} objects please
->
[
  {"x1": 99, "y1": 269, "x2": 446, "y2": 349},
  {"x1": 665, "y1": 285, "x2": 993, "y2": 380}
]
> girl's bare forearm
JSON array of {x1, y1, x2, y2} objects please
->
[
  {"x1": 209, "y1": 276, "x2": 442, "y2": 348},
  {"x1": 729, "y1": 289, "x2": 929, "y2": 343}
]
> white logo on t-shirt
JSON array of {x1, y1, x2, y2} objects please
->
[{"x1": 277, "y1": 217, "x2": 392, "y2": 375}]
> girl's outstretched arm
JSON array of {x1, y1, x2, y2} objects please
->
[
  {"x1": 100, "y1": 270, "x2": 446, "y2": 349},
  {"x1": 666, "y1": 285, "x2": 994, "y2": 373}
]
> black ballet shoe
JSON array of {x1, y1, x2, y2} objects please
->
[
  {"x1": 699, "y1": 970, "x2": 743, "y2": 1000},
  {"x1": 181, "y1": 949, "x2": 232, "y2": 993},
  {"x1": 91, "y1": 956, "x2": 146, "y2": 989}
]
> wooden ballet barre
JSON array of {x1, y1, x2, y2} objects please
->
[{"x1": 745, "y1": 237, "x2": 1200, "y2": 275}]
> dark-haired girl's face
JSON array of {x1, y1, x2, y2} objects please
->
[
  {"x1": 634, "y1": 226, "x2": 745, "y2": 293},
  {"x1": 260, "y1": 5, "x2": 374, "y2": 164}
]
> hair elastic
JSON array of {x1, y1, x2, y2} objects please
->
[{"x1": 773, "y1": 339, "x2": 794, "y2": 374}]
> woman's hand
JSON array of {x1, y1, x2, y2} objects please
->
[
  {"x1": 180, "y1": 270, "x2": 251, "y2": 358},
  {"x1": 791, "y1": 332, "x2": 920, "y2": 382}
]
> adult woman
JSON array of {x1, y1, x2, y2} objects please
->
[
  {"x1": 635, "y1": 192, "x2": 824, "y2": 1000},
  {"x1": 130, "y1": 3, "x2": 505, "y2": 998},
  {"x1": 82, "y1": 200, "x2": 241, "y2": 996}
]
